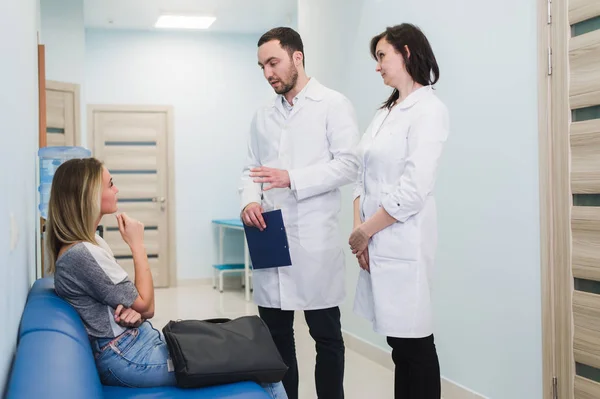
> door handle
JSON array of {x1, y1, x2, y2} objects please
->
[{"x1": 152, "y1": 197, "x2": 166, "y2": 211}]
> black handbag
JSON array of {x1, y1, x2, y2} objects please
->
[{"x1": 162, "y1": 316, "x2": 288, "y2": 388}]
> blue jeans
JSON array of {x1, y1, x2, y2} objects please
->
[{"x1": 92, "y1": 321, "x2": 287, "y2": 398}]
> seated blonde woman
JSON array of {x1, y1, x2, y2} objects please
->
[{"x1": 45, "y1": 157, "x2": 286, "y2": 398}]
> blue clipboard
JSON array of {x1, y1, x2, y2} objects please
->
[{"x1": 243, "y1": 210, "x2": 292, "y2": 269}]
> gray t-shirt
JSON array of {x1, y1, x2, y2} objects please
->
[{"x1": 54, "y1": 235, "x2": 139, "y2": 339}]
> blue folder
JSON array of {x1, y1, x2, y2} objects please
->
[{"x1": 243, "y1": 210, "x2": 292, "y2": 269}]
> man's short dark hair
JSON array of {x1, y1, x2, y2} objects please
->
[{"x1": 258, "y1": 27, "x2": 305, "y2": 67}]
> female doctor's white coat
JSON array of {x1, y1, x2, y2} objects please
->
[{"x1": 353, "y1": 86, "x2": 449, "y2": 338}]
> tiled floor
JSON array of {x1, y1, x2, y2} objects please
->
[{"x1": 151, "y1": 281, "x2": 394, "y2": 399}]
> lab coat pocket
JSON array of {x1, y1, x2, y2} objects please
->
[
  {"x1": 297, "y1": 193, "x2": 339, "y2": 252},
  {"x1": 370, "y1": 256, "x2": 419, "y2": 334},
  {"x1": 371, "y1": 222, "x2": 419, "y2": 262}
]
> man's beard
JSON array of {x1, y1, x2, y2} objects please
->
[{"x1": 274, "y1": 65, "x2": 299, "y2": 95}]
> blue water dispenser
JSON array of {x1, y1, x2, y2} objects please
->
[{"x1": 38, "y1": 146, "x2": 91, "y2": 219}]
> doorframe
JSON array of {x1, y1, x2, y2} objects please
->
[
  {"x1": 40, "y1": 80, "x2": 82, "y2": 278},
  {"x1": 47, "y1": 80, "x2": 82, "y2": 145},
  {"x1": 87, "y1": 104, "x2": 178, "y2": 287},
  {"x1": 539, "y1": 0, "x2": 574, "y2": 397}
]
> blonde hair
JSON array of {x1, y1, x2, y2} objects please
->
[{"x1": 46, "y1": 158, "x2": 104, "y2": 274}]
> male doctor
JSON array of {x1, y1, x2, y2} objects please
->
[{"x1": 239, "y1": 27, "x2": 360, "y2": 399}]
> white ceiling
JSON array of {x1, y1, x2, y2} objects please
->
[{"x1": 84, "y1": 0, "x2": 297, "y2": 33}]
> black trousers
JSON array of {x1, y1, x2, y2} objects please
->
[
  {"x1": 258, "y1": 306, "x2": 345, "y2": 399},
  {"x1": 387, "y1": 335, "x2": 441, "y2": 399}
]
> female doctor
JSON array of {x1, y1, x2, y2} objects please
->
[{"x1": 348, "y1": 24, "x2": 449, "y2": 399}]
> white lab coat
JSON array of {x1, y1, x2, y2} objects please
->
[
  {"x1": 239, "y1": 79, "x2": 360, "y2": 311},
  {"x1": 353, "y1": 86, "x2": 449, "y2": 338}
]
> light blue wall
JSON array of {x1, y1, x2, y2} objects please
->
[
  {"x1": 40, "y1": 0, "x2": 86, "y2": 143},
  {"x1": 40, "y1": 0, "x2": 85, "y2": 84},
  {"x1": 85, "y1": 29, "x2": 273, "y2": 280},
  {"x1": 0, "y1": 0, "x2": 40, "y2": 394},
  {"x1": 299, "y1": 1, "x2": 542, "y2": 398}
]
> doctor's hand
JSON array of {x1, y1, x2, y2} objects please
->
[
  {"x1": 250, "y1": 167, "x2": 290, "y2": 191},
  {"x1": 357, "y1": 247, "x2": 370, "y2": 273},
  {"x1": 242, "y1": 202, "x2": 266, "y2": 231},
  {"x1": 349, "y1": 224, "x2": 372, "y2": 257}
]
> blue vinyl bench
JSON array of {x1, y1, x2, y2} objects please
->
[{"x1": 5, "y1": 277, "x2": 271, "y2": 399}]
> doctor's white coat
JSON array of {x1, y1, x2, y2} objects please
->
[
  {"x1": 239, "y1": 79, "x2": 360, "y2": 311},
  {"x1": 353, "y1": 86, "x2": 449, "y2": 338}
]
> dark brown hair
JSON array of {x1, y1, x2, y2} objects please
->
[
  {"x1": 371, "y1": 23, "x2": 440, "y2": 109},
  {"x1": 258, "y1": 27, "x2": 305, "y2": 67}
]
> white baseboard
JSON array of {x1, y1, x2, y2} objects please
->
[
  {"x1": 342, "y1": 330, "x2": 393, "y2": 370},
  {"x1": 342, "y1": 330, "x2": 487, "y2": 399},
  {"x1": 442, "y1": 378, "x2": 488, "y2": 399}
]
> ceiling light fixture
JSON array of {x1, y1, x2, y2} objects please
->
[{"x1": 155, "y1": 15, "x2": 216, "y2": 30}]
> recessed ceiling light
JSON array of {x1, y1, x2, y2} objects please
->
[{"x1": 155, "y1": 15, "x2": 216, "y2": 30}]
